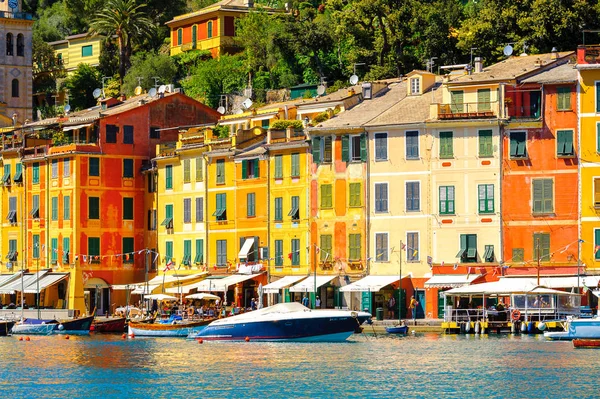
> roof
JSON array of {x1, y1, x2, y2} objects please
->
[
  {"x1": 447, "y1": 52, "x2": 574, "y2": 84},
  {"x1": 519, "y1": 62, "x2": 577, "y2": 84},
  {"x1": 167, "y1": 0, "x2": 276, "y2": 25},
  {"x1": 294, "y1": 84, "x2": 362, "y2": 107}
]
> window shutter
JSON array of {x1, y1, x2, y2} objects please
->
[
  {"x1": 596, "y1": 83, "x2": 600, "y2": 113},
  {"x1": 275, "y1": 155, "x2": 282, "y2": 178},
  {"x1": 543, "y1": 179, "x2": 553, "y2": 213},
  {"x1": 312, "y1": 137, "x2": 321, "y2": 164},
  {"x1": 460, "y1": 234, "x2": 467, "y2": 250},
  {"x1": 557, "y1": 130, "x2": 566, "y2": 154},
  {"x1": 341, "y1": 135, "x2": 349, "y2": 162},
  {"x1": 241, "y1": 160, "x2": 247, "y2": 180},
  {"x1": 360, "y1": 134, "x2": 367, "y2": 162},
  {"x1": 533, "y1": 180, "x2": 542, "y2": 213},
  {"x1": 254, "y1": 159, "x2": 259, "y2": 178},
  {"x1": 564, "y1": 131, "x2": 573, "y2": 155}
]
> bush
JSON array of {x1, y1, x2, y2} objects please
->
[
  {"x1": 213, "y1": 125, "x2": 230, "y2": 138},
  {"x1": 312, "y1": 112, "x2": 330, "y2": 124},
  {"x1": 271, "y1": 120, "x2": 303, "y2": 130}
]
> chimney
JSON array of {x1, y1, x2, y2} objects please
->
[
  {"x1": 551, "y1": 47, "x2": 558, "y2": 60},
  {"x1": 362, "y1": 82, "x2": 372, "y2": 100},
  {"x1": 474, "y1": 57, "x2": 483, "y2": 73},
  {"x1": 244, "y1": 0, "x2": 254, "y2": 7}
]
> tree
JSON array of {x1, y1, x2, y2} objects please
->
[
  {"x1": 62, "y1": 64, "x2": 102, "y2": 111},
  {"x1": 33, "y1": 32, "x2": 66, "y2": 101},
  {"x1": 89, "y1": 0, "x2": 155, "y2": 83},
  {"x1": 123, "y1": 51, "x2": 178, "y2": 95}
]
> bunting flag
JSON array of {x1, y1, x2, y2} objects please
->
[
  {"x1": 401, "y1": 243, "x2": 407, "y2": 250},
  {"x1": 412, "y1": 250, "x2": 418, "y2": 258},
  {"x1": 125, "y1": 254, "x2": 130, "y2": 261},
  {"x1": 82, "y1": 255, "x2": 87, "y2": 263},
  {"x1": 287, "y1": 253, "x2": 293, "y2": 260},
  {"x1": 163, "y1": 260, "x2": 173, "y2": 272},
  {"x1": 595, "y1": 245, "x2": 600, "y2": 254},
  {"x1": 427, "y1": 256, "x2": 432, "y2": 266}
]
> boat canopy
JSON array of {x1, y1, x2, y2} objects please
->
[
  {"x1": 289, "y1": 275, "x2": 336, "y2": 293},
  {"x1": 263, "y1": 276, "x2": 307, "y2": 293},
  {"x1": 500, "y1": 276, "x2": 600, "y2": 289},
  {"x1": 339, "y1": 275, "x2": 400, "y2": 292},
  {"x1": 424, "y1": 274, "x2": 482, "y2": 289},
  {"x1": 445, "y1": 278, "x2": 579, "y2": 296}
]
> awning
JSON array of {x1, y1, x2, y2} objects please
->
[
  {"x1": 444, "y1": 278, "x2": 579, "y2": 296},
  {"x1": 501, "y1": 276, "x2": 600, "y2": 289},
  {"x1": 0, "y1": 273, "x2": 23, "y2": 289},
  {"x1": 424, "y1": 274, "x2": 482, "y2": 289},
  {"x1": 24, "y1": 273, "x2": 68, "y2": 293},
  {"x1": 289, "y1": 275, "x2": 336, "y2": 293},
  {"x1": 131, "y1": 284, "x2": 159, "y2": 295},
  {"x1": 168, "y1": 273, "x2": 263, "y2": 293},
  {"x1": 84, "y1": 277, "x2": 109, "y2": 289},
  {"x1": 0, "y1": 270, "x2": 48, "y2": 294},
  {"x1": 238, "y1": 238, "x2": 254, "y2": 259},
  {"x1": 147, "y1": 272, "x2": 208, "y2": 286},
  {"x1": 63, "y1": 123, "x2": 91, "y2": 132},
  {"x1": 263, "y1": 276, "x2": 307, "y2": 293},
  {"x1": 339, "y1": 275, "x2": 400, "y2": 292}
]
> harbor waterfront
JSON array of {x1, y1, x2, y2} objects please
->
[{"x1": 0, "y1": 333, "x2": 598, "y2": 398}]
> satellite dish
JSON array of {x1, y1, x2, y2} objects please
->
[
  {"x1": 234, "y1": 109, "x2": 244, "y2": 115},
  {"x1": 158, "y1": 85, "x2": 167, "y2": 94},
  {"x1": 503, "y1": 44, "x2": 513, "y2": 57},
  {"x1": 217, "y1": 106, "x2": 225, "y2": 114},
  {"x1": 93, "y1": 88, "x2": 102, "y2": 99},
  {"x1": 148, "y1": 87, "x2": 157, "y2": 97},
  {"x1": 134, "y1": 86, "x2": 143, "y2": 96},
  {"x1": 317, "y1": 85, "x2": 326, "y2": 96},
  {"x1": 349, "y1": 75, "x2": 359, "y2": 85},
  {"x1": 242, "y1": 98, "x2": 253, "y2": 110},
  {"x1": 64, "y1": 104, "x2": 71, "y2": 113}
]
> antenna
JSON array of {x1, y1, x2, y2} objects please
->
[
  {"x1": 92, "y1": 88, "x2": 102, "y2": 99},
  {"x1": 470, "y1": 47, "x2": 478, "y2": 66},
  {"x1": 148, "y1": 87, "x2": 157, "y2": 97},
  {"x1": 101, "y1": 76, "x2": 111, "y2": 98},
  {"x1": 503, "y1": 44, "x2": 514, "y2": 57},
  {"x1": 136, "y1": 77, "x2": 143, "y2": 86},
  {"x1": 151, "y1": 77, "x2": 160, "y2": 90},
  {"x1": 426, "y1": 57, "x2": 438, "y2": 72}
]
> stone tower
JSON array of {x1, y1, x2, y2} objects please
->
[{"x1": 0, "y1": 0, "x2": 33, "y2": 126}]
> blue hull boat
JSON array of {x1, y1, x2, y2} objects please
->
[
  {"x1": 544, "y1": 318, "x2": 600, "y2": 340},
  {"x1": 385, "y1": 325, "x2": 408, "y2": 334},
  {"x1": 193, "y1": 303, "x2": 371, "y2": 342}
]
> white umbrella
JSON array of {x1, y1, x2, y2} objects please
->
[
  {"x1": 145, "y1": 293, "x2": 177, "y2": 301},
  {"x1": 185, "y1": 293, "x2": 220, "y2": 301},
  {"x1": 257, "y1": 283, "x2": 264, "y2": 309}
]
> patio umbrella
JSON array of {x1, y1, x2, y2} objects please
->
[
  {"x1": 257, "y1": 283, "x2": 264, "y2": 309},
  {"x1": 145, "y1": 293, "x2": 177, "y2": 301},
  {"x1": 185, "y1": 293, "x2": 220, "y2": 301}
]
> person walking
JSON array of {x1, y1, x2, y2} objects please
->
[
  {"x1": 387, "y1": 295, "x2": 396, "y2": 319},
  {"x1": 409, "y1": 295, "x2": 419, "y2": 325}
]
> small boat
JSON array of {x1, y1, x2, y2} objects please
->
[
  {"x1": 194, "y1": 302, "x2": 372, "y2": 342},
  {"x1": 0, "y1": 320, "x2": 15, "y2": 336},
  {"x1": 544, "y1": 318, "x2": 600, "y2": 341},
  {"x1": 92, "y1": 317, "x2": 127, "y2": 333},
  {"x1": 11, "y1": 319, "x2": 58, "y2": 335},
  {"x1": 385, "y1": 324, "x2": 408, "y2": 334},
  {"x1": 573, "y1": 339, "x2": 600, "y2": 348},
  {"x1": 128, "y1": 319, "x2": 213, "y2": 337},
  {"x1": 54, "y1": 315, "x2": 95, "y2": 335}
]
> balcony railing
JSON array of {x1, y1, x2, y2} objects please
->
[{"x1": 435, "y1": 101, "x2": 499, "y2": 120}]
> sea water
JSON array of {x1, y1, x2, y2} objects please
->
[{"x1": 0, "y1": 333, "x2": 597, "y2": 398}]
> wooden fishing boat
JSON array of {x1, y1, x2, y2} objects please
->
[
  {"x1": 573, "y1": 339, "x2": 600, "y2": 348},
  {"x1": 11, "y1": 319, "x2": 57, "y2": 335},
  {"x1": 128, "y1": 318, "x2": 214, "y2": 337},
  {"x1": 54, "y1": 315, "x2": 95, "y2": 335},
  {"x1": 385, "y1": 324, "x2": 409, "y2": 334},
  {"x1": 0, "y1": 320, "x2": 15, "y2": 336},
  {"x1": 92, "y1": 317, "x2": 127, "y2": 333}
]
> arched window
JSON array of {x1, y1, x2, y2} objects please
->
[
  {"x1": 16, "y1": 33, "x2": 24, "y2": 57},
  {"x1": 177, "y1": 28, "x2": 182, "y2": 46},
  {"x1": 207, "y1": 21, "x2": 213, "y2": 38},
  {"x1": 192, "y1": 25, "x2": 197, "y2": 49},
  {"x1": 6, "y1": 33, "x2": 13, "y2": 56},
  {"x1": 11, "y1": 79, "x2": 18, "y2": 98}
]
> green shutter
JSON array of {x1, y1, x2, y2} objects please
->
[
  {"x1": 63, "y1": 237, "x2": 70, "y2": 263},
  {"x1": 596, "y1": 82, "x2": 600, "y2": 113},
  {"x1": 195, "y1": 239, "x2": 204, "y2": 263},
  {"x1": 466, "y1": 235, "x2": 477, "y2": 258},
  {"x1": 165, "y1": 165, "x2": 173, "y2": 189},
  {"x1": 533, "y1": 180, "x2": 542, "y2": 213},
  {"x1": 275, "y1": 155, "x2": 282, "y2": 178},
  {"x1": 51, "y1": 238, "x2": 58, "y2": 261},
  {"x1": 456, "y1": 234, "x2": 467, "y2": 258},
  {"x1": 440, "y1": 132, "x2": 453, "y2": 158},
  {"x1": 479, "y1": 130, "x2": 492, "y2": 157},
  {"x1": 360, "y1": 134, "x2": 367, "y2": 162},
  {"x1": 241, "y1": 160, "x2": 247, "y2": 180},
  {"x1": 195, "y1": 157, "x2": 203, "y2": 181},
  {"x1": 64, "y1": 196, "x2": 70, "y2": 220},
  {"x1": 51, "y1": 197, "x2": 58, "y2": 220},
  {"x1": 255, "y1": 159, "x2": 259, "y2": 178},
  {"x1": 349, "y1": 183, "x2": 361, "y2": 207},
  {"x1": 543, "y1": 179, "x2": 553, "y2": 213},
  {"x1": 451, "y1": 91, "x2": 464, "y2": 113},
  {"x1": 595, "y1": 230, "x2": 600, "y2": 260},
  {"x1": 312, "y1": 137, "x2": 321, "y2": 164},
  {"x1": 477, "y1": 89, "x2": 491, "y2": 112},
  {"x1": 183, "y1": 159, "x2": 190, "y2": 183},
  {"x1": 341, "y1": 135, "x2": 349, "y2": 162},
  {"x1": 291, "y1": 153, "x2": 299, "y2": 176}
]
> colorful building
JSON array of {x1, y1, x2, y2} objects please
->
[{"x1": 47, "y1": 33, "x2": 105, "y2": 74}]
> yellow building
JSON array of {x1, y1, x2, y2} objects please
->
[{"x1": 48, "y1": 33, "x2": 104, "y2": 74}]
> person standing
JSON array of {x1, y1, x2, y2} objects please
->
[
  {"x1": 302, "y1": 294, "x2": 309, "y2": 307},
  {"x1": 387, "y1": 295, "x2": 396, "y2": 319},
  {"x1": 315, "y1": 296, "x2": 321, "y2": 308},
  {"x1": 409, "y1": 295, "x2": 419, "y2": 325}
]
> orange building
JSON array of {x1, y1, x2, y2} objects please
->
[{"x1": 502, "y1": 60, "x2": 580, "y2": 277}]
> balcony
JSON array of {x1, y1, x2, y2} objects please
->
[
  {"x1": 505, "y1": 90, "x2": 542, "y2": 120},
  {"x1": 268, "y1": 127, "x2": 307, "y2": 144},
  {"x1": 49, "y1": 142, "x2": 101, "y2": 155},
  {"x1": 577, "y1": 45, "x2": 600, "y2": 66},
  {"x1": 433, "y1": 101, "x2": 499, "y2": 120}
]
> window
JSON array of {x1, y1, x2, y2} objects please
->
[
  {"x1": 375, "y1": 233, "x2": 388, "y2": 262},
  {"x1": 533, "y1": 233, "x2": 550, "y2": 261},
  {"x1": 13, "y1": 163, "x2": 22, "y2": 183},
  {"x1": 247, "y1": 193, "x2": 255, "y2": 217},
  {"x1": 123, "y1": 197, "x2": 133, "y2": 220},
  {"x1": 195, "y1": 239, "x2": 204, "y2": 264},
  {"x1": 320, "y1": 235, "x2": 332, "y2": 262},
  {"x1": 407, "y1": 232, "x2": 419, "y2": 262},
  {"x1": 477, "y1": 89, "x2": 491, "y2": 112},
  {"x1": 195, "y1": 157, "x2": 203, "y2": 181},
  {"x1": 351, "y1": 135, "x2": 364, "y2": 162},
  {"x1": 183, "y1": 240, "x2": 192, "y2": 265},
  {"x1": 274, "y1": 197, "x2": 283, "y2": 221},
  {"x1": 32, "y1": 162, "x2": 39, "y2": 184},
  {"x1": 479, "y1": 130, "x2": 493, "y2": 157},
  {"x1": 457, "y1": 234, "x2": 477, "y2": 263},
  {"x1": 242, "y1": 159, "x2": 259, "y2": 179},
  {"x1": 195, "y1": 197, "x2": 203, "y2": 222},
  {"x1": 6, "y1": 33, "x2": 12, "y2": 56},
  {"x1": 439, "y1": 131, "x2": 453, "y2": 158},
  {"x1": 557, "y1": 87, "x2": 571, "y2": 111},
  {"x1": 595, "y1": 229, "x2": 600, "y2": 260},
  {"x1": 323, "y1": 136, "x2": 332, "y2": 163},
  {"x1": 450, "y1": 90, "x2": 464, "y2": 113},
  {"x1": 557, "y1": 130, "x2": 574, "y2": 156},
  {"x1": 123, "y1": 159, "x2": 133, "y2": 178},
  {"x1": 348, "y1": 234, "x2": 361, "y2": 261},
  {"x1": 122, "y1": 125, "x2": 133, "y2": 144},
  {"x1": 291, "y1": 239, "x2": 300, "y2": 265},
  {"x1": 1, "y1": 164, "x2": 10, "y2": 185},
  {"x1": 191, "y1": 25, "x2": 197, "y2": 48},
  {"x1": 89, "y1": 197, "x2": 99, "y2": 219},
  {"x1": 483, "y1": 245, "x2": 494, "y2": 262},
  {"x1": 289, "y1": 195, "x2": 299, "y2": 221},
  {"x1": 275, "y1": 240, "x2": 283, "y2": 267},
  {"x1": 406, "y1": 182, "x2": 420, "y2": 211},
  {"x1": 7, "y1": 239, "x2": 17, "y2": 261},
  {"x1": 532, "y1": 179, "x2": 553, "y2": 214},
  {"x1": 291, "y1": 153, "x2": 300, "y2": 177},
  {"x1": 274, "y1": 155, "x2": 283, "y2": 178},
  {"x1": 478, "y1": 184, "x2": 494, "y2": 214},
  {"x1": 349, "y1": 183, "x2": 361, "y2": 207},
  {"x1": 313, "y1": 136, "x2": 333, "y2": 164},
  {"x1": 216, "y1": 159, "x2": 225, "y2": 184},
  {"x1": 89, "y1": 158, "x2": 99, "y2": 176},
  {"x1": 410, "y1": 77, "x2": 420, "y2": 94},
  {"x1": 11, "y1": 79, "x2": 17, "y2": 97},
  {"x1": 320, "y1": 184, "x2": 332, "y2": 208},
  {"x1": 162, "y1": 204, "x2": 173, "y2": 228},
  {"x1": 183, "y1": 159, "x2": 191, "y2": 183},
  {"x1": 375, "y1": 133, "x2": 388, "y2": 161},
  {"x1": 213, "y1": 193, "x2": 226, "y2": 221},
  {"x1": 165, "y1": 241, "x2": 173, "y2": 263},
  {"x1": 81, "y1": 45, "x2": 93, "y2": 57},
  {"x1": 177, "y1": 28, "x2": 182, "y2": 45},
  {"x1": 16, "y1": 34, "x2": 23, "y2": 57},
  {"x1": 165, "y1": 165, "x2": 173, "y2": 189},
  {"x1": 106, "y1": 125, "x2": 118, "y2": 143},
  {"x1": 510, "y1": 132, "x2": 527, "y2": 158},
  {"x1": 439, "y1": 186, "x2": 455, "y2": 215},
  {"x1": 150, "y1": 126, "x2": 160, "y2": 139},
  {"x1": 216, "y1": 240, "x2": 227, "y2": 266},
  {"x1": 30, "y1": 194, "x2": 39, "y2": 218},
  {"x1": 32, "y1": 235, "x2": 40, "y2": 259},
  {"x1": 341, "y1": 134, "x2": 367, "y2": 162},
  {"x1": 207, "y1": 21, "x2": 213, "y2": 38},
  {"x1": 51, "y1": 238, "x2": 58, "y2": 263},
  {"x1": 375, "y1": 183, "x2": 388, "y2": 213},
  {"x1": 64, "y1": 196, "x2": 70, "y2": 220},
  {"x1": 63, "y1": 237, "x2": 70, "y2": 264},
  {"x1": 51, "y1": 197, "x2": 58, "y2": 221},
  {"x1": 7, "y1": 196, "x2": 17, "y2": 224},
  {"x1": 262, "y1": 119, "x2": 269, "y2": 129},
  {"x1": 52, "y1": 159, "x2": 58, "y2": 178},
  {"x1": 123, "y1": 238, "x2": 134, "y2": 263},
  {"x1": 406, "y1": 131, "x2": 419, "y2": 159},
  {"x1": 63, "y1": 158, "x2": 70, "y2": 177}
]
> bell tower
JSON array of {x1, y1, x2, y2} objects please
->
[{"x1": 0, "y1": 0, "x2": 33, "y2": 126}]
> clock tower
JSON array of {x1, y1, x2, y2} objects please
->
[{"x1": 0, "y1": 0, "x2": 33, "y2": 127}]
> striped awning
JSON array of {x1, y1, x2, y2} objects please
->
[{"x1": 424, "y1": 274, "x2": 482, "y2": 289}]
